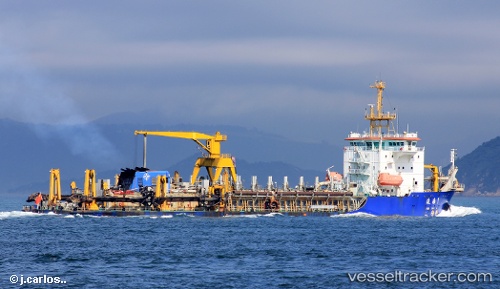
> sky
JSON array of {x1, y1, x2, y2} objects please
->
[{"x1": 0, "y1": 0, "x2": 499, "y2": 165}]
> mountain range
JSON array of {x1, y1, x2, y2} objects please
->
[
  {"x1": 0, "y1": 117, "x2": 337, "y2": 194},
  {"x1": 0, "y1": 116, "x2": 498, "y2": 196},
  {"x1": 451, "y1": 136, "x2": 500, "y2": 196}
]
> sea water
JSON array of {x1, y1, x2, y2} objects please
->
[{"x1": 0, "y1": 194, "x2": 497, "y2": 289}]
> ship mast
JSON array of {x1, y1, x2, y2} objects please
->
[{"x1": 365, "y1": 80, "x2": 397, "y2": 136}]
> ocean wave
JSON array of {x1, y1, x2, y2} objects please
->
[
  {"x1": 331, "y1": 212, "x2": 376, "y2": 218},
  {"x1": 222, "y1": 212, "x2": 284, "y2": 218},
  {"x1": 437, "y1": 205, "x2": 482, "y2": 217},
  {"x1": 261, "y1": 212, "x2": 284, "y2": 217},
  {"x1": 173, "y1": 213, "x2": 195, "y2": 218},
  {"x1": 222, "y1": 214, "x2": 259, "y2": 218},
  {"x1": 85, "y1": 214, "x2": 108, "y2": 218},
  {"x1": 0, "y1": 211, "x2": 44, "y2": 220}
]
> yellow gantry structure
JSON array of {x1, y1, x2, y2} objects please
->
[
  {"x1": 83, "y1": 169, "x2": 99, "y2": 210},
  {"x1": 424, "y1": 164, "x2": 440, "y2": 192},
  {"x1": 155, "y1": 175, "x2": 170, "y2": 211},
  {"x1": 48, "y1": 168, "x2": 62, "y2": 206},
  {"x1": 134, "y1": 130, "x2": 238, "y2": 189},
  {"x1": 83, "y1": 169, "x2": 97, "y2": 198},
  {"x1": 365, "y1": 80, "x2": 397, "y2": 136},
  {"x1": 155, "y1": 175, "x2": 168, "y2": 198}
]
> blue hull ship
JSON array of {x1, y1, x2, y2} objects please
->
[{"x1": 24, "y1": 81, "x2": 463, "y2": 217}]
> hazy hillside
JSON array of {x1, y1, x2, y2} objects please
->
[
  {"x1": 453, "y1": 136, "x2": 500, "y2": 195},
  {"x1": 0, "y1": 118, "x2": 333, "y2": 194},
  {"x1": 0, "y1": 119, "x2": 92, "y2": 191}
]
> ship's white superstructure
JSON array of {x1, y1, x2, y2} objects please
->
[{"x1": 343, "y1": 81, "x2": 425, "y2": 197}]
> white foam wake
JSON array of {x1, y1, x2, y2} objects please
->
[
  {"x1": 64, "y1": 214, "x2": 83, "y2": 218},
  {"x1": 0, "y1": 211, "x2": 44, "y2": 220},
  {"x1": 262, "y1": 212, "x2": 284, "y2": 217},
  {"x1": 223, "y1": 214, "x2": 259, "y2": 218},
  {"x1": 437, "y1": 205, "x2": 482, "y2": 217},
  {"x1": 222, "y1": 212, "x2": 285, "y2": 218},
  {"x1": 331, "y1": 212, "x2": 376, "y2": 218}
]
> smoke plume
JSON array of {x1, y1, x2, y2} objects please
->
[{"x1": 0, "y1": 43, "x2": 120, "y2": 165}]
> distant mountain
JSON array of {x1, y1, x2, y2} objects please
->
[
  {"x1": 452, "y1": 136, "x2": 500, "y2": 196},
  {"x1": 0, "y1": 118, "x2": 332, "y2": 195}
]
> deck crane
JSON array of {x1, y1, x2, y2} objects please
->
[
  {"x1": 133, "y1": 131, "x2": 237, "y2": 202},
  {"x1": 48, "y1": 168, "x2": 62, "y2": 206},
  {"x1": 424, "y1": 164, "x2": 440, "y2": 192},
  {"x1": 83, "y1": 169, "x2": 99, "y2": 210}
]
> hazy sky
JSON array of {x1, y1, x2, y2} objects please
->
[{"x1": 0, "y1": 1, "x2": 499, "y2": 165}]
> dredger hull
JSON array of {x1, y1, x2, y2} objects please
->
[{"x1": 23, "y1": 191, "x2": 454, "y2": 217}]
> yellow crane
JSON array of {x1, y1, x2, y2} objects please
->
[
  {"x1": 83, "y1": 169, "x2": 99, "y2": 210},
  {"x1": 424, "y1": 164, "x2": 440, "y2": 192},
  {"x1": 48, "y1": 168, "x2": 62, "y2": 206},
  {"x1": 155, "y1": 175, "x2": 170, "y2": 211},
  {"x1": 134, "y1": 130, "x2": 238, "y2": 191}
]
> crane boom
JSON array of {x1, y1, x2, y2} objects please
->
[
  {"x1": 133, "y1": 130, "x2": 237, "y2": 204},
  {"x1": 134, "y1": 131, "x2": 227, "y2": 157}
]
